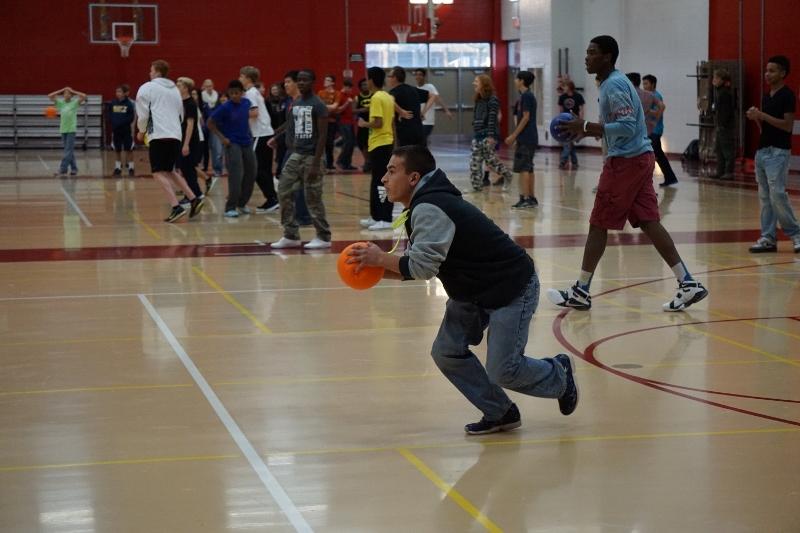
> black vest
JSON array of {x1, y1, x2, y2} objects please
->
[{"x1": 406, "y1": 170, "x2": 535, "y2": 308}]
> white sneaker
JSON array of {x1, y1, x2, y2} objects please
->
[
  {"x1": 304, "y1": 237, "x2": 332, "y2": 249},
  {"x1": 360, "y1": 217, "x2": 376, "y2": 228},
  {"x1": 223, "y1": 209, "x2": 239, "y2": 218},
  {"x1": 271, "y1": 237, "x2": 302, "y2": 249},
  {"x1": 239, "y1": 206, "x2": 252, "y2": 215},
  {"x1": 663, "y1": 280, "x2": 708, "y2": 312},
  {"x1": 367, "y1": 220, "x2": 394, "y2": 231}
]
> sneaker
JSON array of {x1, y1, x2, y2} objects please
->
[
  {"x1": 128, "y1": 167, "x2": 135, "y2": 177},
  {"x1": 748, "y1": 237, "x2": 777, "y2": 254},
  {"x1": 464, "y1": 404, "x2": 521, "y2": 435},
  {"x1": 546, "y1": 283, "x2": 592, "y2": 310},
  {"x1": 54, "y1": 172, "x2": 67, "y2": 178},
  {"x1": 501, "y1": 180, "x2": 511, "y2": 192},
  {"x1": 206, "y1": 176, "x2": 219, "y2": 193},
  {"x1": 223, "y1": 209, "x2": 239, "y2": 218},
  {"x1": 256, "y1": 200, "x2": 280, "y2": 213},
  {"x1": 271, "y1": 237, "x2": 302, "y2": 249},
  {"x1": 527, "y1": 196, "x2": 539, "y2": 207},
  {"x1": 69, "y1": 171, "x2": 78, "y2": 176},
  {"x1": 659, "y1": 179, "x2": 678, "y2": 187},
  {"x1": 113, "y1": 167, "x2": 122, "y2": 176},
  {"x1": 572, "y1": 162, "x2": 579, "y2": 169},
  {"x1": 663, "y1": 280, "x2": 709, "y2": 312},
  {"x1": 559, "y1": 162, "x2": 568, "y2": 170},
  {"x1": 164, "y1": 205, "x2": 187, "y2": 223},
  {"x1": 793, "y1": 235, "x2": 800, "y2": 253},
  {"x1": 512, "y1": 197, "x2": 528, "y2": 209},
  {"x1": 304, "y1": 237, "x2": 332, "y2": 250},
  {"x1": 360, "y1": 217, "x2": 377, "y2": 228},
  {"x1": 367, "y1": 220, "x2": 393, "y2": 231},
  {"x1": 238, "y1": 206, "x2": 252, "y2": 215},
  {"x1": 189, "y1": 196, "x2": 205, "y2": 218},
  {"x1": 554, "y1": 354, "x2": 579, "y2": 415},
  {"x1": 179, "y1": 196, "x2": 191, "y2": 206}
]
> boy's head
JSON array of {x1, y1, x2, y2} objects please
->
[
  {"x1": 202, "y1": 79, "x2": 214, "y2": 92},
  {"x1": 62, "y1": 89, "x2": 72, "y2": 101},
  {"x1": 626, "y1": 72, "x2": 642, "y2": 88},
  {"x1": 150, "y1": 59, "x2": 169, "y2": 80},
  {"x1": 239, "y1": 66, "x2": 260, "y2": 87},
  {"x1": 587, "y1": 35, "x2": 619, "y2": 73},
  {"x1": 297, "y1": 70, "x2": 316, "y2": 96},
  {"x1": 414, "y1": 68, "x2": 427, "y2": 86},
  {"x1": 766, "y1": 55, "x2": 790, "y2": 85},
  {"x1": 515, "y1": 70, "x2": 535, "y2": 91},
  {"x1": 115, "y1": 84, "x2": 130, "y2": 100},
  {"x1": 284, "y1": 70, "x2": 299, "y2": 97},
  {"x1": 388, "y1": 66, "x2": 406, "y2": 88},
  {"x1": 712, "y1": 68, "x2": 731, "y2": 87},
  {"x1": 382, "y1": 145, "x2": 437, "y2": 205},
  {"x1": 227, "y1": 79, "x2": 244, "y2": 103},
  {"x1": 358, "y1": 78, "x2": 368, "y2": 93},
  {"x1": 324, "y1": 74, "x2": 335, "y2": 89},
  {"x1": 642, "y1": 74, "x2": 657, "y2": 92},
  {"x1": 367, "y1": 67, "x2": 385, "y2": 90},
  {"x1": 177, "y1": 77, "x2": 195, "y2": 96}
]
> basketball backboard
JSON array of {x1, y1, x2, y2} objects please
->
[{"x1": 88, "y1": 3, "x2": 159, "y2": 44}]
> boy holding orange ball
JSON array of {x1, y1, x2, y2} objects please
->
[
  {"x1": 348, "y1": 145, "x2": 578, "y2": 435},
  {"x1": 47, "y1": 86, "x2": 87, "y2": 177}
]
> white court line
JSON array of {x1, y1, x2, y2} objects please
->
[
  {"x1": 1, "y1": 270, "x2": 796, "y2": 302},
  {"x1": 137, "y1": 294, "x2": 313, "y2": 533},
  {"x1": 37, "y1": 156, "x2": 51, "y2": 171},
  {"x1": 60, "y1": 186, "x2": 93, "y2": 227},
  {"x1": 538, "y1": 201, "x2": 592, "y2": 215}
]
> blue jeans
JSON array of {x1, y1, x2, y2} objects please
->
[
  {"x1": 755, "y1": 146, "x2": 800, "y2": 240},
  {"x1": 59, "y1": 132, "x2": 78, "y2": 174},
  {"x1": 560, "y1": 141, "x2": 577, "y2": 164},
  {"x1": 431, "y1": 273, "x2": 566, "y2": 421},
  {"x1": 209, "y1": 133, "x2": 224, "y2": 175}
]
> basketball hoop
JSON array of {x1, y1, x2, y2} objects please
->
[
  {"x1": 116, "y1": 36, "x2": 134, "y2": 58},
  {"x1": 391, "y1": 24, "x2": 411, "y2": 44}
]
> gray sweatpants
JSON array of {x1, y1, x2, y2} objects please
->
[{"x1": 225, "y1": 143, "x2": 256, "y2": 212}]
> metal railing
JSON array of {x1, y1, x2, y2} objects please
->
[{"x1": 0, "y1": 95, "x2": 103, "y2": 149}]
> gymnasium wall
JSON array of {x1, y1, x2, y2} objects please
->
[
  {"x1": 0, "y1": 1, "x2": 496, "y2": 98},
  {"x1": 709, "y1": 0, "x2": 800, "y2": 158}
]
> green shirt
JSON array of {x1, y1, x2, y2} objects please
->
[{"x1": 55, "y1": 98, "x2": 80, "y2": 134}]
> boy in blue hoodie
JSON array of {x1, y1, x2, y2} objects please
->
[{"x1": 109, "y1": 84, "x2": 136, "y2": 176}]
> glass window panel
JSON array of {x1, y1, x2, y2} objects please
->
[
  {"x1": 365, "y1": 43, "x2": 428, "y2": 68},
  {"x1": 428, "y1": 42, "x2": 491, "y2": 68}
]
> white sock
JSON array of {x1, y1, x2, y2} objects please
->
[
  {"x1": 670, "y1": 261, "x2": 692, "y2": 282},
  {"x1": 127, "y1": 162, "x2": 134, "y2": 169},
  {"x1": 578, "y1": 270, "x2": 593, "y2": 289},
  {"x1": 115, "y1": 161, "x2": 121, "y2": 169}
]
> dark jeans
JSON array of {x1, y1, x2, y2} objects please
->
[
  {"x1": 649, "y1": 134, "x2": 677, "y2": 183},
  {"x1": 336, "y1": 123, "x2": 355, "y2": 167},
  {"x1": 369, "y1": 144, "x2": 394, "y2": 222},
  {"x1": 423, "y1": 124, "x2": 434, "y2": 144},
  {"x1": 253, "y1": 135, "x2": 277, "y2": 203},
  {"x1": 357, "y1": 127, "x2": 370, "y2": 170},
  {"x1": 178, "y1": 147, "x2": 202, "y2": 198},
  {"x1": 324, "y1": 122, "x2": 338, "y2": 168},
  {"x1": 201, "y1": 129, "x2": 210, "y2": 170},
  {"x1": 715, "y1": 128, "x2": 735, "y2": 176}
]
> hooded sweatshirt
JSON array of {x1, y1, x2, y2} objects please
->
[
  {"x1": 399, "y1": 169, "x2": 535, "y2": 309},
  {"x1": 135, "y1": 77, "x2": 183, "y2": 141}
]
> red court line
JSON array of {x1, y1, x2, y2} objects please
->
[{"x1": 0, "y1": 228, "x2": 781, "y2": 263}]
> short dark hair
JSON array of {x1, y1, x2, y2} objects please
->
[
  {"x1": 368, "y1": 66, "x2": 385, "y2": 88},
  {"x1": 392, "y1": 145, "x2": 436, "y2": 177},
  {"x1": 643, "y1": 74, "x2": 657, "y2": 88},
  {"x1": 117, "y1": 84, "x2": 130, "y2": 94},
  {"x1": 626, "y1": 72, "x2": 641, "y2": 87},
  {"x1": 391, "y1": 66, "x2": 406, "y2": 83},
  {"x1": 343, "y1": 78, "x2": 353, "y2": 88},
  {"x1": 768, "y1": 55, "x2": 790, "y2": 76},
  {"x1": 299, "y1": 69, "x2": 316, "y2": 81},
  {"x1": 325, "y1": 74, "x2": 336, "y2": 82},
  {"x1": 590, "y1": 35, "x2": 619, "y2": 65},
  {"x1": 414, "y1": 68, "x2": 427, "y2": 76},
  {"x1": 284, "y1": 70, "x2": 299, "y2": 82},
  {"x1": 714, "y1": 68, "x2": 732, "y2": 82},
  {"x1": 227, "y1": 79, "x2": 244, "y2": 92},
  {"x1": 151, "y1": 59, "x2": 169, "y2": 77},
  {"x1": 516, "y1": 71, "x2": 535, "y2": 87}
]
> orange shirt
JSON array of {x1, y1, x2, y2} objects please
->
[{"x1": 317, "y1": 88, "x2": 343, "y2": 123}]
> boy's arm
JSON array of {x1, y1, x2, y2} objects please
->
[
  {"x1": 48, "y1": 88, "x2": 66, "y2": 102},
  {"x1": 67, "y1": 88, "x2": 88, "y2": 103}
]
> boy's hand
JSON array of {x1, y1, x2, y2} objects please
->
[{"x1": 346, "y1": 242, "x2": 385, "y2": 273}]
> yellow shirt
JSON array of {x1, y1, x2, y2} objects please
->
[{"x1": 367, "y1": 90, "x2": 394, "y2": 152}]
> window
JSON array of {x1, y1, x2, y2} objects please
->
[{"x1": 365, "y1": 42, "x2": 491, "y2": 68}]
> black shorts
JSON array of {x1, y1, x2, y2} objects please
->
[
  {"x1": 148, "y1": 139, "x2": 181, "y2": 173},
  {"x1": 112, "y1": 127, "x2": 133, "y2": 152},
  {"x1": 513, "y1": 143, "x2": 536, "y2": 173}
]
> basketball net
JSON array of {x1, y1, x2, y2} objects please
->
[
  {"x1": 116, "y1": 36, "x2": 134, "y2": 58},
  {"x1": 391, "y1": 24, "x2": 411, "y2": 44}
]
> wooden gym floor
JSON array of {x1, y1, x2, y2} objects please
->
[{"x1": 0, "y1": 142, "x2": 798, "y2": 532}]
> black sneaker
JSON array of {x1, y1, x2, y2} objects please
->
[
  {"x1": 546, "y1": 283, "x2": 592, "y2": 310},
  {"x1": 256, "y1": 199, "x2": 280, "y2": 213},
  {"x1": 555, "y1": 354, "x2": 579, "y2": 415},
  {"x1": 113, "y1": 168, "x2": 122, "y2": 176},
  {"x1": 464, "y1": 404, "x2": 521, "y2": 435},
  {"x1": 128, "y1": 167, "x2": 135, "y2": 177},
  {"x1": 165, "y1": 205, "x2": 187, "y2": 223},
  {"x1": 189, "y1": 196, "x2": 205, "y2": 218},
  {"x1": 659, "y1": 179, "x2": 678, "y2": 187},
  {"x1": 526, "y1": 196, "x2": 539, "y2": 208},
  {"x1": 512, "y1": 197, "x2": 528, "y2": 209},
  {"x1": 179, "y1": 196, "x2": 191, "y2": 207}
]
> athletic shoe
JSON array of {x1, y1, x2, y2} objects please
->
[
  {"x1": 748, "y1": 237, "x2": 777, "y2": 253},
  {"x1": 464, "y1": 403, "x2": 521, "y2": 435},
  {"x1": 270, "y1": 237, "x2": 302, "y2": 249},
  {"x1": 69, "y1": 171, "x2": 78, "y2": 176},
  {"x1": 360, "y1": 217, "x2": 377, "y2": 228},
  {"x1": 223, "y1": 209, "x2": 239, "y2": 218},
  {"x1": 340, "y1": 165, "x2": 358, "y2": 171},
  {"x1": 559, "y1": 162, "x2": 568, "y2": 169},
  {"x1": 128, "y1": 167, "x2": 135, "y2": 177},
  {"x1": 256, "y1": 200, "x2": 279, "y2": 214},
  {"x1": 164, "y1": 205, "x2": 187, "y2": 223},
  {"x1": 512, "y1": 197, "x2": 529, "y2": 209},
  {"x1": 663, "y1": 280, "x2": 709, "y2": 312},
  {"x1": 659, "y1": 179, "x2": 678, "y2": 187},
  {"x1": 793, "y1": 235, "x2": 800, "y2": 253},
  {"x1": 206, "y1": 177, "x2": 219, "y2": 193},
  {"x1": 179, "y1": 196, "x2": 191, "y2": 206},
  {"x1": 367, "y1": 220, "x2": 393, "y2": 231},
  {"x1": 555, "y1": 354, "x2": 579, "y2": 415},
  {"x1": 527, "y1": 196, "x2": 539, "y2": 207},
  {"x1": 502, "y1": 180, "x2": 511, "y2": 192},
  {"x1": 547, "y1": 283, "x2": 592, "y2": 310},
  {"x1": 113, "y1": 168, "x2": 122, "y2": 176},
  {"x1": 54, "y1": 172, "x2": 67, "y2": 178},
  {"x1": 304, "y1": 238, "x2": 332, "y2": 250},
  {"x1": 189, "y1": 196, "x2": 205, "y2": 218},
  {"x1": 238, "y1": 206, "x2": 252, "y2": 215}
]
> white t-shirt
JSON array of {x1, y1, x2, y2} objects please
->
[
  {"x1": 202, "y1": 89, "x2": 219, "y2": 109},
  {"x1": 245, "y1": 87, "x2": 274, "y2": 138},
  {"x1": 419, "y1": 83, "x2": 438, "y2": 125}
]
